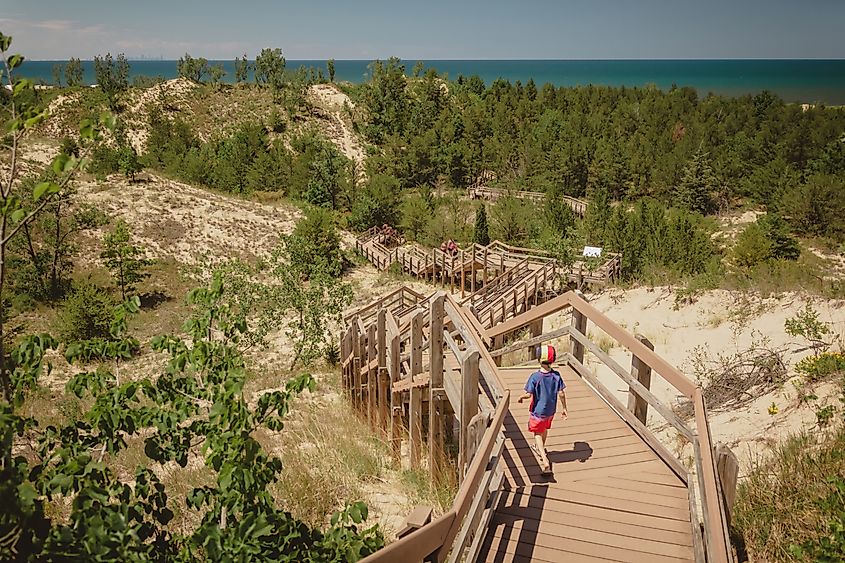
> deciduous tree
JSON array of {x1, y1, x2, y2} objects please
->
[{"x1": 177, "y1": 53, "x2": 209, "y2": 83}]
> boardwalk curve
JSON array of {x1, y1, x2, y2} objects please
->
[{"x1": 343, "y1": 232, "x2": 734, "y2": 562}]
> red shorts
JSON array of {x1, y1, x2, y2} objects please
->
[{"x1": 528, "y1": 413, "x2": 554, "y2": 434}]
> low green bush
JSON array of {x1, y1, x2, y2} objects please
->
[
  {"x1": 795, "y1": 352, "x2": 845, "y2": 383},
  {"x1": 57, "y1": 281, "x2": 116, "y2": 342}
]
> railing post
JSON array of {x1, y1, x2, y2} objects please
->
[
  {"x1": 470, "y1": 244, "x2": 477, "y2": 294},
  {"x1": 410, "y1": 311, "x2": 424, "y2": 469},
  {"x1": 715, "y1": 443, "x2": 739, "y2": 528},
  {"x1": 482, "y1": 246, "x2": 488, "y2": 287},
  {"x1": 352, "y1": 322, "x2": 362, "y2": 411},
  {"x1": 570, "y1": 304, "x2": 586, "y2": 365},
  {"x1": 459, "y1": 349, "x2": 480, "y2": 479},
  {"x1": 377, "y1": 310, "x2": 388, "y2": 434},
  {"x1": 429, "y1": 295, "x2": 445, "y2": 477},
  {"x1": 627, "y1": 334, "x2": 654, "y2": 425},
  {"x1": 528, "y1": 319, "x2": 543, "y2": 362},
  {"x1": 460, "y1": 249, "x2": 466, "y2": 298},
  {"x1": 367, "y1": 323, "x2": 377, "y2": 429},
  {"x1": 388, "y1": 318, "x2": 402, "y2": 462}
]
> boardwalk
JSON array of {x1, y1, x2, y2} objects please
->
[
  {"x1": 345, "y1": 277, "x2": 733, "y2": 562},
  {"x1": 479, "y1": 366, "x2": 694, "y2": 562},
  {"x1": 354, "y1": 227, "x2": 622, "y2": 289}
]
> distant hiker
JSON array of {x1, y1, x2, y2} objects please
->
[
  {"x1": 517, "y1": 345, "x2": 567, "y2": 475},
  {"x1": 446, "y1": 239, "x2": 458, "y2": 256}
]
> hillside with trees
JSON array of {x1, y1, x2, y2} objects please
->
[{"x1": 4, "y1": 31, "x2": 845, "y2": 561}]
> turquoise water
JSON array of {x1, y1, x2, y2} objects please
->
[{"x1": 18, "y1": 59, "x2": 845, "y2": 105}]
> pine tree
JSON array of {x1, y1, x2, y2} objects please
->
[
  {"x1": 100, "y1": 220, "x2": 153, "y2": 300},
  {"x1": 327, "y1": 58, "x2": 336, "y2": 83},
  {"x1": 473, "y1": 203, "x2": 490, "y2": 245},
  {"x1": 582, "y1": 187, "x2": 611, "y2": 247},
  {"x1": 675, "y1": 149, "x2": 717, "y2": 214}
]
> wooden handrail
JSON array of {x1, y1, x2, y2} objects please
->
[
  {"x1": 357, "y1": 292, "x2": 510, "y2": 563},
  {"x1": 346, "y1": 235, "x2": 729, "y2": 561},
  {"x1": 565, "y1": 292, "x2": 697, "y2": 399},
  {"x1": 562, "y1": 291, "x2": 730, "y2": 563}
]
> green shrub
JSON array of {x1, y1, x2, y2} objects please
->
[
  {"x1": 348, "y1": 174, "x2": 400, "y2": 231},
  {"x1": 400, "y1": 193, "x2": 431, "y2": 241},
  {"x1": 286, "y1": 207, "x2": 343, "y2": 278},
  {"x1": 734, "y1": 213, "x2": 800, "y2": 269},
  {"x1": 57, "y1": 282, "x2": 116, "y2": 342},
  {"x1": 795, "y1": 352, "x2": 845, "y2": 383},
  {"x1": 780, "y1": 174, "x2": 845, "y2": 243},
  {"x1": 88, "y1": 144, "x2": 121, "y2": 177}
]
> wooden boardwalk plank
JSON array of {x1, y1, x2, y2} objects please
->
[
  {"x1": 489, "y1": 513, "x2": 695, "y2": 558},
  {"x1": 484, "y1": 365, "x2": 694, "y2": 562},
  {"x1": 495, "y1": 490, "x2": 693, "y2": 534},
  {"x1": 480, "y1": 528, "x2": 692, "y2": 563}
]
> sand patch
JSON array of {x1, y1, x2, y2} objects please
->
[
  {"x1": 76, "y1": 172, "x2": 300, "y2": 266},
  {"x1": 541, "y1": 287, "x2": 845, "y2": 471}
]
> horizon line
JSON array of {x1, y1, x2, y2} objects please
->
[{"x1": 26, "y1": 57, "x2": 845, "y2": 62}]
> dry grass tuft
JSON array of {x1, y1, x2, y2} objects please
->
[
  {"x1": 733, "y1": 427, "x2": 845, "y2": 561},
  {"x1": 265, "y1": 376, "x2": 390, "y2": 528},
  {"x1": 588, "y1": 329, "x2": 616, "y2": 355}
]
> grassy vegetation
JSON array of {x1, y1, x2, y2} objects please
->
[
  {"x1": 733, "y1": 425, "x2": 845, "y2": 561},
  {"x1": 269, "y1": 376, "x2": 389, "y2": 528}
]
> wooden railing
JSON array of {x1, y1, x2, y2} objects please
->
[
  {"x1": 485, "y1": 291, "x2": 733, "y2": 563},
  {"x1": 355, "y1": 227, "x2": 620, "y2": 289},
  {"x1": 344, "y1": 286, "x2": 427, "y2": 325},
  {"x1": 342, "y1": 292, "x2": 511, "y2": 563},
  {"x1": 467, "y1": 185, "x2": 588, "y2": 217}
]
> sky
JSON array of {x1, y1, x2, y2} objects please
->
[{"x1": 2, "y1": 0, "x2": 844, "y2": 60}]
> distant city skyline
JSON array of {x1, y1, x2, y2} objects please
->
[{"x1": 2, "y1": 0, "x2": 844, "y2": 61}]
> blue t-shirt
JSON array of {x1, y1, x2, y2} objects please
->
[{"x1": 524, "y1": 369, "x2": 565, "y2": 418}]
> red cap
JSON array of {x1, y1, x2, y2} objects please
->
[{"x1": 538, "y1": 345, "x2": 556, "y2": 364}]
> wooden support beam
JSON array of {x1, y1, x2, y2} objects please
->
[
  {"x1": 410, "y1": 384, "x2": 423, "y2": 469},
  {"x1": 377, "y1": 310, "x2": 389, "y2": 433},
  {"x1": 460, "y1": 250, "x2": 466, "y2": 298},
  {"x1": 409, "y1": 310, "x2": 425, "y2": 469},
  {"x1": 450, "y1": 255, "x2": 455, "y2": 293},
  {"x1": 528, "y1": 319, "x2": 543, "y2": 361},
  {"x1": 570, "y1": 304, "x2": 587, "y2": 365},
  {"x1": 627, "y1": 334, "x2": 654, "y2": 425},
  {"x1": 367, "y1": 323, "x2": 377, "y2": 429},
  {"x1": 352, "y1": 324, "x2": 362, "y2": 412},
  {"x1": 387, "y1": 314, "x2": 402, "y2": 462},
  {"x1": 470, "y1": 246, "x2": 476, "y2": 293},
  {"x1": 429, "y1": 295, "x2": 446, "y2": 476},
  {"x1": 459, "y1": 350, "x2": 480, "y2": 479}
]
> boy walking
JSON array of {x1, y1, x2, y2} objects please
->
[{"x1": 517, "y1": 345, "x2": 567, "y2": 474}]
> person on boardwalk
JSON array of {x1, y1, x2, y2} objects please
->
[{"x1": 517, "y1": 345, "x2": 567, "y2": 474}]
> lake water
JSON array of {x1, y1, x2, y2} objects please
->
[{"x1": 18, "y1": 59, "x2": 845, "y2": 105}]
